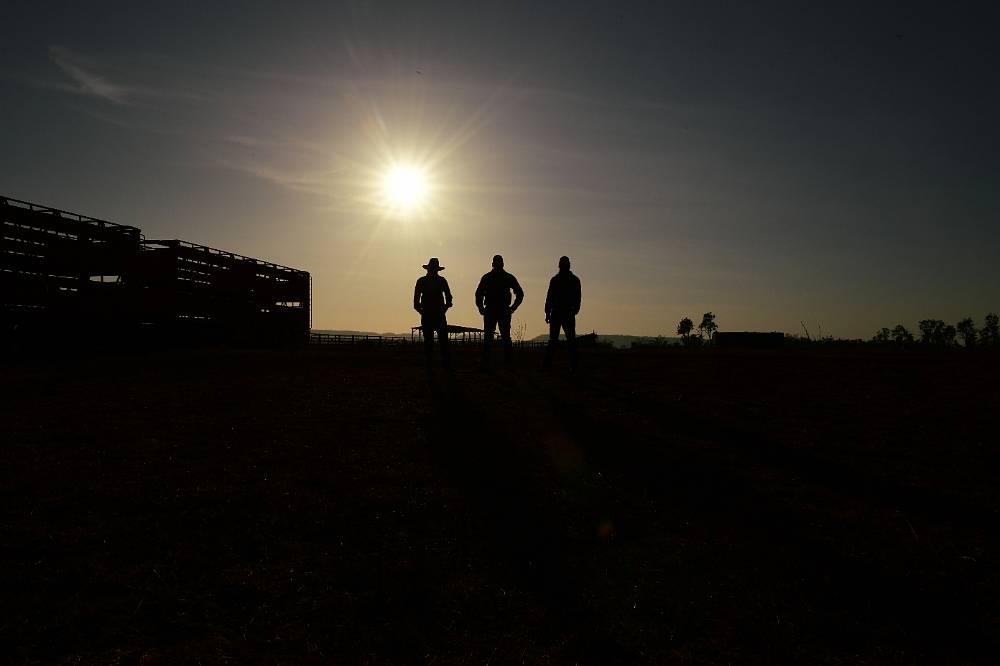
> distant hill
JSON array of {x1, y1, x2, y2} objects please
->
[{"x1": 314, "y1": 329, "x2": 413, "y2": 338}]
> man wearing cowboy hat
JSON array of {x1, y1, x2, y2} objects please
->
[
  {"x1": 414, "y1": 257, "x2": 453, "y2": 369},
  {"x1": 475, "y1": 254, "x2": 524, "y2": 366}
]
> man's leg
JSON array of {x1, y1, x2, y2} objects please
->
[
  {"x1": 498, "y1": 311, "x2": 512, "y2": 362},
  {"x1": 543, "y1": 316, "x2": 560, "y2": 368},
  {"x1": 482, "y1": 313, "x2": 497, "y2": 364},
  {"x1": 564, "y1": 315, "x2": 578, "y2": 371},
  {"x1": 421, "y1": 317, "x2": 434, "y2": 367},
  {"x1": 437, "y1": 320, "x2": 451, "y2": 369}
]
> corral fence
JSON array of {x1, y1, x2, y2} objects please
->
[
  {"x1": 2, "y1": 196, "x2": 141, "y2": 344},
  {"x1": 2, "y1": 195, "x2": 310, "y2": 348},
  {"x1": 310, "y1": 333, "x2": 410, "y2": 346},
  {"x1": 136, "y1": 239, "x2": 310, "y2": 346}
]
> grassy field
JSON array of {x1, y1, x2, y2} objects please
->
[{"x1": 2, "y1": 346, "x2": 998, "y2": 664}]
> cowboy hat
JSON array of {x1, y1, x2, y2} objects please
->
[{"x1": 422, "y1": 257, "x2": 445, "y2": 271}]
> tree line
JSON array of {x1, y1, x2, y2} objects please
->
[
  {"x1": 872, "y1": 313, "x2": 999, "y2": 348},
  {"x1": 645, "y1": 311, "x2": 999, "y2": 350},
  {"x1": 675, "y1": 312, "x2": 717, "y2": 346}
]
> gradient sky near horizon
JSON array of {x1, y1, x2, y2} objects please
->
[{"x1": 2, "y1": 1, "x2": 998, "y2": 338}]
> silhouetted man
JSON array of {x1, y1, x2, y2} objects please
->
[
  {"x1": 414, "y1": 258, "x2": 452, "y2": 370},
  {"x1": 543, "y1": 256, "x2": 581, "y2": 371},
  {"x1": 475, "y1": 254, "x2": 524, "y2": 365}
]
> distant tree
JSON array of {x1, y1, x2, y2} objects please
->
[
  {"x1": 942, "y1": 324, "x2": 957, "y2": 347},
  {"x1": 697, "y1": 312, "x2": 718, "y2": 342},
  {"x1": 956, "y1": 317, "x2": 977, "y2": 349},
  {"x1": 981, "y1": 312, "x2": 999, "y2": 348},
  {"x1": 891, "y1": 324, "x2": 914, "y2": 345},
  {"x1": 676, "y1": 317, "x2": 694, "y2": 339},
  {"x1": 872, "y1": 327, "x2": 892, "y2": 344},
  {"x1": 918, "y1": 319, "x2": 946, "y2": 345},
  {"x1": 512, "y1": 320, "x2": 527, "y2": 344}
]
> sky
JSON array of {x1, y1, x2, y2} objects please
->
[{"x1": 2, "y1": 1, "x2": 998, "y2": 339}]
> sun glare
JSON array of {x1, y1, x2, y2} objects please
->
[{"x1": 380, "y1": 163, "x2": 430, "y2": 216}]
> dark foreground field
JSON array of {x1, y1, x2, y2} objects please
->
[{"x1": 2, "y1": 346, "x2": 998, "y2": 664}]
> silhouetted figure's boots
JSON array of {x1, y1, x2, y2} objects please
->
[
  {"x1": 543, "y1": 256, "x2": 582, "y2": 371},
  {"x1": 543, "y1": 316, "x2": 557, "y2": 369},
  {"x1": 567, "y1": 318, "x2": 578, "y2": 372},
  {"x1": 482, "y1": 308, "x2": 514, "y2": 367},
  {"x1": 423, "y1": 316, "x2": 452, "y2": 370},
  {"x1": 476, "y1": 254, "x2": 524, "y2": 367},
  {"x1": 482, "y1": 315, "x2": 495, "y2": 368},
  {"x1": 439, "y1": 324, "x2": 452, "y2": 371},
  {"x1": 413, "y1": 258, "x2": 453, "y2": 370},
  {"x1": 423, "y1": 326, "x2": 435, "y2": 369}
]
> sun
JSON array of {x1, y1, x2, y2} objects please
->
[{"x1": 380, "y1": 163, "x2": 430, "y2": 216}]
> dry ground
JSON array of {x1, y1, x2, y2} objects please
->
[{"x1": 1, "y1": 346, "x2": 998, "y2": 664}]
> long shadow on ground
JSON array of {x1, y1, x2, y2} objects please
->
[
  {"x1": 502, "y1": 364, "x2": 998, "y2": 662},
  {"x1": 421, "y1": 373, "x2": 642, "y2": 663}
]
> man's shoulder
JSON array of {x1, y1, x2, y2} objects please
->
[{"x1": 551, "y1": 272, "x2": 580, "y2": 285}]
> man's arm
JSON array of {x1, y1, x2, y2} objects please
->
[
  {"x1": 443, "y1": 277, "x2": 453, "y2": 310},
  {"x1": 544, "y1": 278, "x2": 553, "y2": 322},
  {"x1": 414, "y1": 280, "x2": 423, "y2": 313},
  {"x1": 510, "y1": 275, "x2": 524, "y2": 312},
  {"x1": 475, "y1": 275, "x2": 487, "y2": 314},
  {"x1": 572, "y1": 275, "x2": 581, "y2": 315}
]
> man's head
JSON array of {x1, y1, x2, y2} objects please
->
[
  {"x1": 492, "y1": 254, "x2": 504, "y2": 270},
  {"x1": 558, "y1": 256, "x2": 571, "y2": 272}
]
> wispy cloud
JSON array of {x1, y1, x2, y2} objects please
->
[
  {"x1": 213, "y1": 158, "x2": 346, "y2": 198},
  {"x1": 48, "y1": 46, "x2": 136, "y2": 104},
  {"x1": 43, "y1": 46, "x2": 204, "y2": 105}
]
